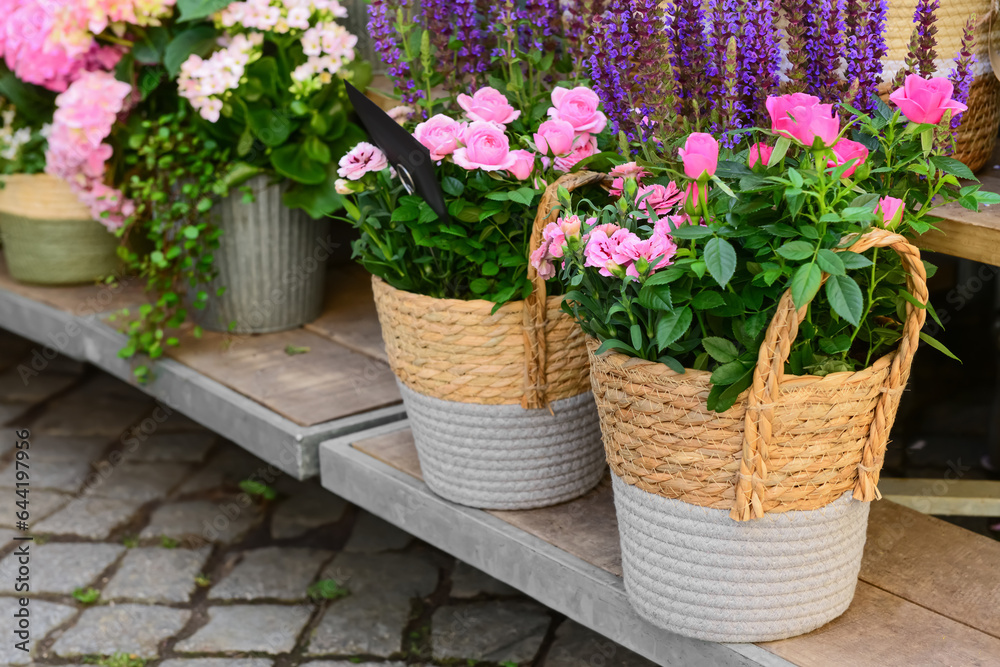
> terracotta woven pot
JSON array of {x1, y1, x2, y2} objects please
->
[
  {"x1": 588, "y1": 228, "x2": 927, "y2": 642},
  {"x1": 371, "y1": 172, "x2": 610, "y2": 510},
  {"x1": 884, "y1": 0, "x2": 1000, "y2": 172},
  {"x1": 0, "y1": 174, "x2": 119, "y2": 286}
]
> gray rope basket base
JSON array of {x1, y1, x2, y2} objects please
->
[
  {"x1": 399, "y1": 381, "x2": 606, "y2": 510},
  {"x1": 611, "y1": 475, "x2": 869, "y2": 643}
]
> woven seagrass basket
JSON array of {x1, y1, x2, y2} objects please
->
[
  {"x1": 588, "y1": 228, "x2": 927, "y2": 642},
  {"x1": 884, "y1": 0, "x2": 1000, "y2": 171},
  {"x1": 372, "y1": 172, "x2": 609, "y2": 510},
  {"x1": 0, "y1": 174, "x2": 119, "y2": 286}
]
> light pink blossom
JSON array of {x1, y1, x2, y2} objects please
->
[
  {"x1": 748, "y1": 142, "x2": 773, "y2": 168},
  {"x1": 452, "y1": 121, "x2": 516, "y2": 172},
  {"x1": 533, "y1": 119, "x2": 576, "y2": 156},
  {"x1": 828, "y1": 138, "x2": 869, "y2": 178},
  {"x1": 766, "y1": 93, "x2": 840, "y2": 148},
  {"x1": 456, "y1": 87, "x2": 520, "y2": 124},
  {"x1": 337, "y1": 141, "x2": 389, "y2": 180},
  {"x1": 889, "y1": 74, "x2": 968, "y2": 125},
  {"x1": 618, "y1": 229, "x2": 678, "y2": 279},
  {"x1": 678, "y1": 132, "x2": 719, "y2": 180},
  {"x1": 507, "y1": 149, "x2": 535, "y2": 180},
  {"x1": 584, "y1": 227, "x2": 634, "y2": 277},
  {"x1": 413, "y1": 114, "x2": 463, "y2": 161},
  {"x1": 637, "y1": 182, "x2": 683, "y2": 216},
  {"x1": 548, "y1": 86, "x2": 607, "y2": 133},
  {"x1": 553, "y1": 134, "x2": 597, "y2": 172}
]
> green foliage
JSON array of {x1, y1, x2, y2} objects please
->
[
  {"x1": 0, "y1": 87, "x2": 52, "y2": 175},
  {"x1": 284, "y1": 344, "x2": 311, "y2": 355},
  {"x1": 239, "y1": 479, "x2": 277, "y2": 500},
  {"x1": 72, "y1": 587, "x2": 100, "y2": 604},
  {"x1": 307, "y1": 579, "x2": 350, "y2": 601},
  {"x1": 160, "y1": 536, "x2": 179, "y2": 549},
  {"x1": 122, "y1": 535, "x2": 139, "y2": 548},
  {"x1": 83, "y1": 653, "x2": 147, "y2": 667}
]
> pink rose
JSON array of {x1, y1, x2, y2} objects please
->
[
  {"x1": 457, "y1": 87, "x2": 520, "y2": 124},
  {"x1": 619, "y1": 229, "x2": 678, "y2": 279},
  {"x1": 748, "y1": 142, "x2": 773, "y2": 168},
  {"x1": 889, "y1": 74, "x2": 969, "y2": 125},
  {"x1": 678, "y1": 132, "x2": 719, "y2": 180},
  {"x1": 637, "y1": 182, "x2": 684, "y2": 215},
  {"x1": 766, "y1": 93, "x2": 840, "y2": 148},
  {"x1": 877, "y1": 196, "x2": 905, "y2": 227},
  {"x1": 337, "y1": 142, "x2": 389, "y2": 180},
  {"x1": 610, "y1": 162, "x2": 650, "y2": 180},
  {"x1": 452, "y1": 121, "x2": 517, "y2": 171},
  {"x1": 584, "y1": 227, "x2": 634, "y2": 277},
  {"x1": 534, "y1": 118, "x2": 576, "y2": 156},
  {"x1": 413, "y1": 114, "x2": 464, "y2": 161},
  {"x1": 554, "y1": 134, "x2": 597, "y2": 172},
  {"x1": 507, "y1": 149, "x2": 535, "y2": 180},
  {"x1": 828, "y1": 138, "x2": 869, "y2": 178},
  {"x1": 548, "y1": 86, "x2": 607, "y2": 134}
]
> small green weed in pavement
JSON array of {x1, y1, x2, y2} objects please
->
[
  {"x1": 239, "y1": 479, "x2": 277, "y2": 500},
  {"x1": 72, "y1": 587, "x2": 100, "y2": 604},
  {"x1": 307, "y1": 579, "x2": 349, "y2": 601},
  {"x1": 83, "y1": 652, "x2": 146, "y2": 667},
  {"x1": 160, "y1": 536, "x2": 179, "y2": 549},
  {"x1": 121, "y1": 535, "x2": 138, "y2": 548},
  {"x1": 195, "y1": 573, "x2": 212, "y2": 587}
]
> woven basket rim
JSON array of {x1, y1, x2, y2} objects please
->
[{"x1": 371, "y1": 274, "x2": 570, "y2": 312}]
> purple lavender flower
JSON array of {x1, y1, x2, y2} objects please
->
[
  {"x1": 526, "y1": 0, "x2": 561, "y2": 52},
  {"x1": 741, "y1": 0, "x2": 780, "y2": 124},
  {"x1": 420, "y1": 0, "x2": 454, "y2": 80},
  {"x1": 454, "y1": 0, "x2": 488, "y2": 86},
  {"x1": 629, "y1": 0, "x2": 667, "y2": 130},
  {"x1": 843, "y1": 0, "x2": 885, "y2": 111},
  {"x1": 668, "y1": 0, "x2": 711, "y2": 118},
  {"x1": 913, "y1": 0, "x2": 940, "y2": 76},
  {"x1": 588, "y1": 8, "x2": 635, "y2": 138},
  {"x1": 947, "y1": 14, "x2": 976, "y2": 129},
  {"x1": 368, "y1": 0, "x2": 418, "y2": 105},
  {"x1": 708, "y1": 0, "x2": 742, "y2": 113},
  {"x1": 780, "y1": 0, "x2": 816, "y2": 93},
  {"x1": 806, "y1": 0, "x2": 844, "y2": 99}
]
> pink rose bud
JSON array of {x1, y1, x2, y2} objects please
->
[
  {"x1": 828, "y1": 138, "x2": 869, "y2": 178},
  {"x1": 457, "y1": 87, "x2": 520, "y2": 124},
  {"x1": 413, "y1": 114, "x2": 464, "y2": 161},
  {"x1": 533, "y1": 118, "x2": 577, "y2": 156},
  {"x1": 766, "y1": 93, "x2": 841, "y2": 148},
  {"x1": 889, "y1": 74, "x2": 969, "y2": 125},
  {"x1": 678, "y1": 132, "x2": 719, "y2": 180},
  {"x1": 683, "y1": 181, "x2": 706, "y2": 216},
  {"x1": 877, "y1": 196, "x2": 905, "y2": 227},
  {"x1": 452, "y1": 121, "x2": 517, "y2": 172},
  {"x1": 553, "y1": 134, "x2": 597, "y2": 172},
  {"x1": 337, "y1": 142, "x2": 389, "y2": 180},
  {"x1": 507, "y1": 149, "x2": 536, "y2": 180},
  {"x1": 548, "y1": 86, "x2": 607, "y2": 134},
  {"x1": 748, "y1": 142, "x2": 773, "y2": 168}
]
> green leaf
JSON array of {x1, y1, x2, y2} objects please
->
[
  {"x1": 307, "y1": 579, "x2": 350, "y2": 601},
  {"x1": 768, "y1": 136, "x2": 791, "y2": 167},
  {"x1": 656, "y1": 307, "x2": 693, "y2": 351},
  {"x1": 469, "y1": 278, "x2": 490, "y2": 294},
  {"x1": 816, "y1": 249, "x2": 845, "y2": 276},
  {"x1": 630, "y1": 324, "x2": 643, "y2": 349},
  {"x1": 441, "y1": 176, "x2": 465, "y2": 197},
  {"x1": 270, "y1": 145, "x2": 326, "y2": 184},
  {"x1": 919, "y1": 332, "x2": 961, "y2": 361},
  {"x1": 248, "y1": 108, "x2": 296, "y2": 147},
  {"x1": 692, "y1": 291, "x2": 726, "y2": 310},
  {"x1": 777, "y1": 240, "x2": 814, "y2": 261},
  {"x1": 711, "y1": 360, "x2": 748, "y2": 385},
  {"x1": 791, "y1": 263, "x2": 822, "y2": 308},
  {"x1": 638, "y1": 283, "x2": 672, "y2": 311},
  {"x1": 825, "y1": 275, "x2": 864, "y2": 326},
  {"x1": 930, "y1": 155, "x2": 976, "y2": 181},
  {"x1": 595, "y1": 338, "x2": 638, "y2": 356},
  {"x1": 704, "y1": 237, "x2": 736, "y2": 288},
  {"x1": 839, "y1": 251, "x2": 873, "y2": 270},
  {"x1": 177, "y1": 0, "x2": 232, "y2": 21},
  {"x1": 702, "y1": 336, "x2": 738, "y2": 363},
  {"x1": 163, "y1": 24, "x2": 218, "y2": 76},
  {"x1": 670, "y1": 224, "x2": 713, "y2": 240},
  {"x1": 712, "y1": 367, "x2": 754, "y2": 412}
]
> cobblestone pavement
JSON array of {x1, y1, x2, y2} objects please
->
[{"x1": 0, "y1": 330, "x2": 654, "y2": 667}]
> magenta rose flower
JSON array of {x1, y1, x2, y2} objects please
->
[
  {"x1": 548, "y1": 86, "x2": 607, "y2": 134},
  {"x1": 766, "y1": 93, "x2": 840, "y2": 148},
  {"x1": 337, "y1": 142, "x2": 389, "y2": 180},
  {"x1": 452, "y1": 121, "x2": 517, "y2": 172},
  {"x1": 889, "y1": 74, "x2": 969, "y2": 125},
  {"x1": 828, "y1": 138, "x2": 869, "y2": 178},
  {"x1": 877, "y1": 196, "x2": 905, "y2": 227},
  {"x1": 678, "y1": 132, "x2": 719, "y2": 180},
  {"x1": 413, "y1": 114, "x2": 464, "y2": 161},
  {"x1": 457, "y1": 87, "x2": 520, "y2": 124},
  {"x1": 748, "y1": 142, "x2": 773, "y2": 168},
  {"x1": 554, "y1": 134, "x2": 597, "y2": 172},
  {"x1": 507, "y1": 149, "x2": 535, "y2": 180},
  {"x1": 534, "y1": 119, "x2": 576, "y2": 156}
]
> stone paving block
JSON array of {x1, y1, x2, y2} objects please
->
[
  {"x1": 545, "y1": 620, "x2": 657, "y2": 667},
  {"x1": 305, "y1": 663, "x2": 405, "y2": 667},
  {"x1": 178, "y1": 446, "x2": 269, "y2": 494},
  {"x1": 0, "y1": 401, "x2": 30, "y2": 427},
  {"x1": 34, "y1": 497, "x2": 138, "y2": 539},
  {"x1": 51, "y1": 603, "x2": 191, "y2": 659},
  {"x1": 32, "y1": 374, "x2": 152, "y2": 436},
  {"x1": 270, "y1": 483, "x2": 348, "y2": 540},
  {"x1": 175, "y1": 605, "x2": 313, "y2": 654},
  {"x1": 122, "y1": 431, "x2": 217, "y2": 463},
  {"x1": 0, "y1": 490, "x2": 70, "y2": 529},
  {"x1": 450, "y1": 561, "x2": 517, "y2": 598},
  {"x1": 431, "y1": 600, "x2": 550, "y2": 663},
  {"x1": 0, "y1": 543, "x2": 124, "y2": 595},
  {"x1": 0, "y1": 528, "x2": 17, "y2": 548},
  {"x1": 160, "y1": 660, "x2": 274, "y2": 667},
  {"x1": 0, "y1": 367, "x2": 77, "y2": 403},
  {"x1": 141, "y1": 499, "x2": 264, "y2": 545},
  {"x1": 0, "y1": 598, "x2": 75, "y2": 664},
  {"x1": 320, "y1": 552, "x2": 439, "y2": 598},
  {"x1": 103, "y1": 546, "x2": 212, "y2": 603},
  {"x1": 26, "y1": 434, "x2": 110, "y2": 462},
  {"x1": 0, "y1": 458, "x2": 93, "y2": 492},
  {"x1": 342, "y1": 511, "x2": 413, "y2": 554},
  {"x1": 0, "y1": 331, "x2": 32, "y2": 370},
  {"x1": 209, "y1": 546, "x2": 331, "y2": 601},
  {"x1": 84, "y1": 462, "x2": 190, "y2": 503},
  {"x1": 307, "y1": 592, "x2": 411, "y2": 657}
]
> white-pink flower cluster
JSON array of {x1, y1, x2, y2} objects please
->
[
  {"x1": 218, "y1": 0, "x2": 347, "y2": 33},
  {"x1": 44, "y1": 70, "x2": 135, "y2": 229},
  {"x1": 178, "y1": 33, "x2": 263, "y2": 122},
  {"x1": 51, "y1": 0, "x2": 176, "y2": 59},
  {"x1": 291, "y1": 21, "x2": 356, "y2": 95}
]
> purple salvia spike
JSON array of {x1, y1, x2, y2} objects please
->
[
  {"x1": 526, "y1": 0, "x2": 561, "y2": 52},
  {"x1": 454, "y1": 0, "x2": 488, "y2": 88},
  {"x1": 914, "y1": 0, "x2": 940, "y2": 76},
  {"x1": 780, "y1": 0, "x2": 816, "y2": 93},
  {"x1": 807, "y1": 0, "x2": 844, "y2": 99},
  {"x1": 367, "y1": 0, "x2": 418, "y2": 105},
  {"x1": 741, "y1": 0, "x2": 780, "y2": 124},
  {"x1": 561, "y1": 0, "x2": 588, "y2": 73},
  {"x1": 630, "y1": 0, "x2": 667, "y2": 134},
  {"x1": 948, "y1": 13, "x2": 976, "y2": 130},
  {"x1": 668, "y1": 0, "x2": 711, "y2": 118},
  {"x1": 420, "y1": 0, "x2": 453, "y2": 83}
]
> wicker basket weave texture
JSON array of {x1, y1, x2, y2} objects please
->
[
  {"x1": 372, "y1": 171, "x2": 610, "y2": 408},
  {"x1": 589, "y1": 228, "x2": 928, "y2": 521}
]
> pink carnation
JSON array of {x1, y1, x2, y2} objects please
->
[
  {"x1": 584, "y1": 227, "x2": 635, "y2": 277},
  {"x1": 337, "y1": 141, "x2": 389, "y2": 180},
  {"x1": 609, "y1": 161, "x2": 650, "y2": 196},
  {"x1": 618, "y1": 229, "x2": 678, "y2": 279},
  {"x1": 637, "y1": 182, "x2": 684, "y2": 216}
]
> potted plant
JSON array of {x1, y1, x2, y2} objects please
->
[
  {"x1": 335, "y1": 0, "x2": 615, "y2": 510},
  {"x1": 538, "y1": 78, "x2": 998, "y2": 641},
  {"x1": 174, "y1": 0, "x2": 371, "y2": 334}
]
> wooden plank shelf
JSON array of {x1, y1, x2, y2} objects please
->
[
  {"x1": 0, "y1": 259, "x2": 405, "y2": 479},
  {"x1": 319, "y1": 421, "x2": 1000, "y2": 667}
]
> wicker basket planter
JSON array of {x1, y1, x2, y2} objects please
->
[
  {"x1": 371, "y1": 173, "x2": 609, "y2": 510},
  {"x1": 195, "y1": 175, "x2": 330, "y2": 334},
  {"x1": 0, "y1": 174, "x2": 119, "y2": 285},
  {"x1": 884, "y1": 0, "x2": 1000, "y2": 172},
  {"x1": 588, "y1": 229, "x2": 927, "y2": 642}
]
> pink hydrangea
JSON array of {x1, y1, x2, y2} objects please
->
[
  {"x1": 45, "y1": 70, "x2": 134, "y2": 228},
  {"x1": 337, "y1": 141, "x2": 389, "y2": 180}
]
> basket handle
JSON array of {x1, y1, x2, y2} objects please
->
[
  {"x1": 522, "y1": 170, "x2": 611, "y2": 409},
  {"x1": 731, "y1": 227, "x2": 928, "y2": 521}
]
